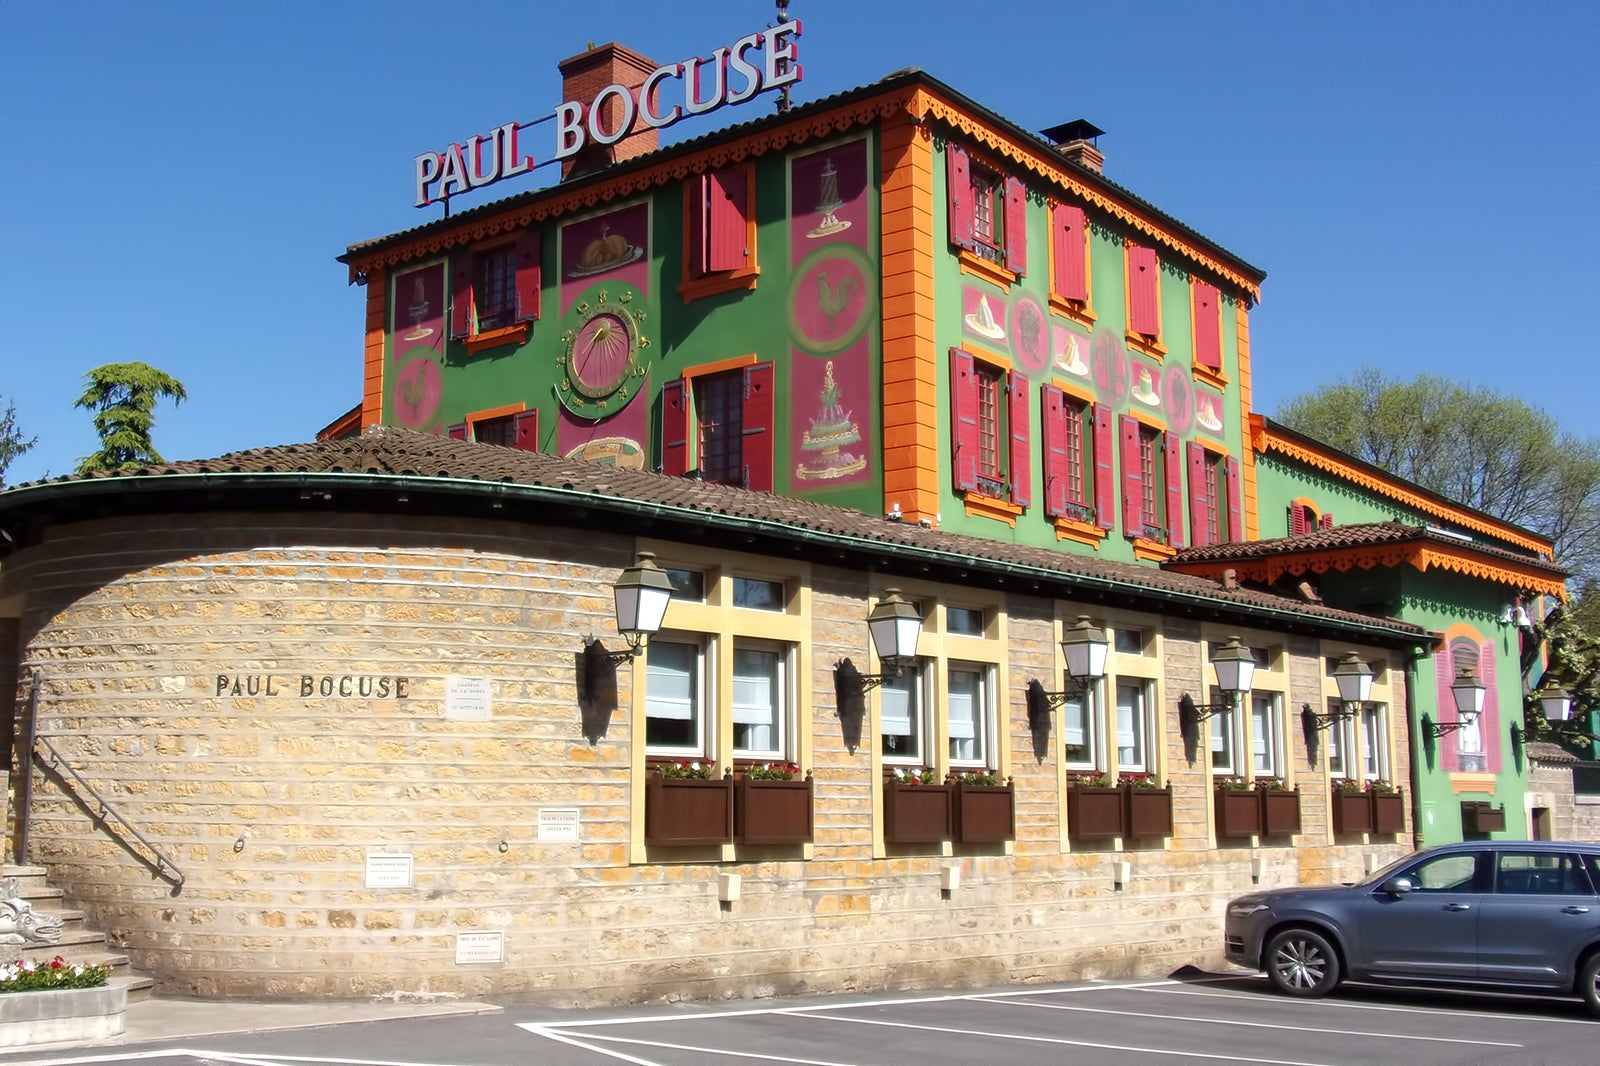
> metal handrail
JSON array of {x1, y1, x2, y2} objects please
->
[{"x1": 32, "y1": 733, "x2": 185, "y2": 889}]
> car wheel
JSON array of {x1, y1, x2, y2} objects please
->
[
  {"x1": 1265, "y1": 927, "x2": 1341, "y2": 997},
  {"x1": 1580, "y1": 952, "x2": 1600, "y2": 1017}
]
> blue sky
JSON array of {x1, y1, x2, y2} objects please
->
[{"x1": 3, "y1": 0, "x2": 1595, "y2": 483}]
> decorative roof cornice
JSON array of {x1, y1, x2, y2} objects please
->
[{"x1": 1250, "y1": 415, "x2": 1554, "y2": 557}]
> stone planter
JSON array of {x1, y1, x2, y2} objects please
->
[
  {"x1": 734, "y1": 774, "x2": 813, "y2": 845},
  {"x1": 1331, "y1": 789, "x2": 1372, "y2": 834},
  {"x1": 0, "y1": 983, "x2": 126, "y2": 1048},
  {"x1": 1371, "y1": 790, "x2": 1405, "y2": 835},
  {"x1": 1215, "y1": 787, "x2": 1262, "y2": 838},
  {"x1": 1258, "y1": 788, "x2": 1302, "y2": 836},
  {"x1": 954, "y1": 781, "x2": 1015, "y2": 843},
  {"x1": 1124, "y1": 785, "x2": 1174, "y2": 838},
  {"x1": 645, "y1": 774, "x2": 734, "y2": 846},
  {"x1": 1461, "y1": 801, "x2": 1506, "y2": 835},
  {"x1": 884, "y1": 779, "x2": 955, "y2": 843},
  {"x1": 1067, "y1": 783, "x2": 1125, "y2": 841}
]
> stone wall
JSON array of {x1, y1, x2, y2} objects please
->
[
  {"x1": 2, "y1": 510, "x2": 1409, "y2": 1003},
  {"x1": 1528, "y1": 754, "x2": 1600, "y2": 843}
]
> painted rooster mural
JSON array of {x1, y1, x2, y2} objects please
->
[{"x1": 817, "y1": 271, "x2": 858, "y2": 332}]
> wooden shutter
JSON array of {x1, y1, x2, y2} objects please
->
[
  {"x1": 1289, "y1": 504, "x2": 1309, "y2": 537},
  {"x1": 661, "y1": 378, "x2": 689, "y2": 476},
  {"x1": 1008, "y1": 370, "x2": 1031, "y2": 507},
  {"x1": 1042, "y1": 384, "x2": 1070, "y2": 517},
  {"x1": 1435, "y1": 651, "x2": 1459, "y2": 766},
  {"x1": 1163, "y1": 432, "x2": 1183, "y2": 548},
  {"x1": 1119, "y1": 415, "x2": 1142, "y2": 534},
  {"x1": 741, "y1": 362, "x2": 775, "y2": 493},
  {"x1": 1480, "y1": 641, "x2": 1501, "y2": 773},
  {"x1": 947, "y1": 145, "x2": 976, "y2": 252},
  {"x1": 1004, "y1": 176, "x2": 1028, "y2": 276},
  {"x1": 707, "y1": 168, "x2": 749, "y2": 273},
  {"x1": 1187, "y1": 443, "x2": 1209, "y2": 547},
  {"x1": 1224, "y1": 457, "x2": 1243, "y2": 543},
  {"x1": 450, "y1": 255, "x2": 474, "y2": 339},
  {"x1": 1127, "y1": 244, "x2": 1160, "y2": 337},
  {"x1": 1320, "y1": 513, "x2": 1335, "y2": 530},
  {"x1": 1192, "y1": 282, "x2": 1221, "y2": 370},
  {"x1": 688, "y1": 175, "x2": 710, "y2": 278},
  {"x1": 513, "y1": 230, "x2": 542, "y2": 323},
  {"x1": 1053, "y1": 203, "x2": 1088, "y2": 302},
  {"x1": 446, "y1": 423, "x2": 468, "y2": 440},
  {"x1": 513, "y1": 410, "x2": 538, "y2": 452},
  {"x1": 950, "y1": 348, "x2": 980, "y2": 493},
  {"x1": 1092, "y1": 402, "x2": 1115, "y2": 530}
]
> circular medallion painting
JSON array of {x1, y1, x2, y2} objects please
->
[
  {"x1": 1012, "y1": 295, "x2": 1048, "y2": 373},
  {"x1": 556, "y1": 284, "x2": 650, "y2": 416},
  {"x1": 1091, "y1": 330, "x2": 1128, "y2": 408},
  {"x1": 391, "y1": 355, "x2": 442, "y2": 428},
  {"x1": 788, "y1": 243, "x2": 875, "y2": 355},
  {"x1": 1162, "y1": 365, "x2": 1194, "y2": 434}
]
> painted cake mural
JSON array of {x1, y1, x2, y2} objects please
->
[
  {"x1": 388, "y1": 261, "x2": 447, "y2": 432},
  {"x1": 788, "y1": 136, "x2": 874, "y2": 490},
  {"x1": 556, "y1": 203, "x2": 653, "y2": 464}
]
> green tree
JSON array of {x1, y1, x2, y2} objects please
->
[
  {"x1": 73, "y1": 362, "x2": 188, "y2": 473},
  {"x1": 0, "y1": 396, "x2": 37, "y2": 487}
]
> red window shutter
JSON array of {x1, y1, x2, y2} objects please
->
[
  {"x1": 947, "y1": 145, "x2": 976, "y2": 252},
  {"x1": 707, "y1": 168, "x2": 749, "y2": 273},
  {"x1": 1119, "y1": 415, "x2": 1142, "y2": 535},
  {"x1": 1127, "y1": 244, "x2": 1160, "y2": 337},
  {"x1": 950, "y1": 347, "x2": 980, "y2": 493},
  {"x1": 1320, "y1": 513, "x2": 1335, "y2": 530},
  {"x1": 512, "y1": 230, "x2": 542, "y2": 323},
  {"x1": 1192, "y1": 282, "x2": 1221, "y2": 370},
  {"x1": 1435, "y1": 650, "x2": 1459, "y2": 766},
  {"x1": 1042, "y1": 384, "x2": 1070, "y2": 517},
  {"x1": 1052, "y1": 204, "x2": 1088, "y2": 302},
  {"x1": 688, "y1": 174, "x2": 710, "y2": 278},
  {"x1": 1092, "y1": 402, "x2": 1115, "y2": 530},
  {"x1": 661, "y1": 378, "x2": 690, "y2": 476},
  {"x1": 1008, "y1": 370, "x2": 1031, "y2": 507},
  {"x1": 446, "y1": 423, "x2": 468, "y2": 441},
  {"x1": 1480, "y1": 640, "x2": 1501, "y2": 773},
  {"x1": 1163, "y1": 432, "x2": 1183, "y2": 548},
  {"x1": 1289, "y1": 504, "x2": 1308, "y2": 537},
  {"x1": 450, "y1": 256, "x2": 474, "y2": 339},
  {"x1": 1224, "y1": 457, "x2": 1243, "y2": 542},
  {"x1": 740, "y1": 362, "x2": 775, "y2": 492},
  {"x1": 1187, "y1": 443, "x2": 1209, "y2": 547},
  {"x1": 513, "y1": 410, "x2": 538, "y2": 452},
  {"x1": 1004, "y1": 176, "x2": 1028, "y2": 276}
]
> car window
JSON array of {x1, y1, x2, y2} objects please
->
[
  {"x1": 1404, "y1": 853, "x2": 1479, "y2": 892},
  {"x1": 1495, "y1": 852, "x2": 1595, "y2": 896},
  {"x1": 1585, "y1": 855, "x2": 1600, "y2": 892}
]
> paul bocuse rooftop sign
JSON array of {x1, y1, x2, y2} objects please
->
[{"x1": 413, "y1": 22, "x2": 803, "y2": 208}]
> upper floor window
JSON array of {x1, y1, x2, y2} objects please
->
[
  {"x1": 951, "y1": 347, "x2": 1030, "y2": 510},
  {"x1": 1120, "y1": 415, "x2": 1181, "y2": 548},
  {"x1": 1043, "y1": 384, "x2": 1115, "y2": 534},
  {"x1": 681, "y1": 165, "x2": 758, "y2": 301},
  {"x1": 1124, "y1": 243, "x2": 1164, "y2": 356},
  {"x1": 447, "y1": 404, "x2": 537, "y2": 452},
  {"x1": 880, "y1": 665, "x2": 928, "y2": 765},
  {"x1": 450, "y1": 230, "x2": 541, "y2": 348},
  {"x1": 733, "y1": 577, "x2": 786, "y2": 611},
  {"x1": 1187, "y1": 444, "x2": 1242, "y2": 547},
  {"x1": 473, "y1": 245, "x2": 518, "y2": 331},
  {"x1": 661, "y1": 361, "x2": 775, "y2": 492},
  {"x1": 1049, "y1": 202, "x2": 1094, "y2": 325},
  {"x1": 1289, "y1": 499, "x2": 1331, "y2": 536},
  {"x1": 947, "y1": 664, "x2": 995, "y2": 768},
  {"x1": 1191, "y1": 280, "x2": 1223, "y2": 377},
  {"x1": 946, "y1": 144, "x2": 1026, "y2": 278}
]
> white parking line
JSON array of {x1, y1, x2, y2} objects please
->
[
  {"x1": 1140, "y1": 984, "x2": 1597, "y2": 1024},
  {"x1": 550, "y1": 1028, "x2": 866, "y2": 1066},
  {"x1": 983, "y1": 996, "x2": 1521, "y2": 1046}
]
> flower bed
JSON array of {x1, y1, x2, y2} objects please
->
[
  {"x1": 954, "y1": 774, "x2": 1014, "y2": 843},
  {"x1": 0, "y1": 957, "x2": 122, "y2": 1048},
  {"x1": 645, "y1": 770, "x2": 734, "y2": 846},
  {"x1": 1214, "y1": 782, "x2": 1263, "y2": 838},
  {"x1": 884, "y1": 772, "x2": 954, "y2": 843},
  {"x1": 1067, "y1": 779, "x2": 1125, "y2": 841},
  {"x1": 734, "y1": 767, "x2": 813, "y2": 845}
]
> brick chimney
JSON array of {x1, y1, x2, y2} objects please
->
[
  {"x1": 1039, "y1": 119, "x2": 1106, "y2": 174},
  {"x1": 558, "y1": 42, "x2": 662, "y2": 180}
]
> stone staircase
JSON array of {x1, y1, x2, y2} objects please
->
[{"x1": 0, "y1": 865, "x2": 153, "y2": 1002}]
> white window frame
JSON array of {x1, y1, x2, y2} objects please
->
[
  {"x1": 947, "y1": 661, "x2": 996, "y2": 769},
  {"x1": 1361, "y1": 704, "x2": 1390, "y2": 782},
  {"x1": 1250, "y1": 691, "x2": 1284, "y2": 778},
  {"x1": 1061, "y1": 680, "x2": 1103, "y2": 772},
  {"x1": 1208, "y1": 686, "x2": 1242, "y2": 777},
  {"x1": 731, "y1": 639, "x2": 791, "y2": 761},
  {"x1": 644, "y1": 635, "x2": 712, "y2": 759},
  {"x1": 880, "y1": 660, "x2": 931, "y2": 767},
  {"x1": 1115, "y1": 678, "x2": 1156, "y2": 773}
]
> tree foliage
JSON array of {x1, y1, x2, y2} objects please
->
[
  {"x1": 0, "y1": 396, "x2": 36, "y2": 488},
  {"x1": 73, "y1": 363, "x2": 188, "y2": 473}
]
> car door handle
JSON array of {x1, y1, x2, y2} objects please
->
[
  {"x1": 1443, "y1": 902, "x2": 1472, "y2": 911},
  {"x1": 1562, "y1": 906, "x2": 1591, "y2": 914}
]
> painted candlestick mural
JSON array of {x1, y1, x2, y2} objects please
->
[
  {"x1": 796, "y1": 360, "x2": 866, "y2": 480},
  {"x1": 388, "y1": 262, "x2": 446, "y2": 430}
]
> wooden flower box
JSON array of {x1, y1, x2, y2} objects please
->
[
  {"x1": 1461, "y1": 801, "x2": 1505, "y2": 834},
  {"x1": 1215, "y1": 787, "x2": 1263, "y2": 838},
  {"x1": 734, "y1": 774, "x2": 814, "y2": 845},
  {"x1": 1258, "y1": 788, "x2": 1302, "y2": 836},
  {"x1": 1371, "y1": 790, "x2": 1405, "y2": 835},
  {"x1": 1124, "y1": 785, "x2": 1174, "y2": 838},
  {"x1": 1067, "y1": 783, "x2": 1126, "y2": 841},
  {"x1": 1331, "y1": 789, "x2": 1373, "y2": 834},
  {"x1": 884, "y1": 779, "x2": 954, "y2": 843},
  {"x1": 955, "y1": 781, "x2": 1015, "y2": 843},
  {"x1": 645, "y1": 774, "x2": 734, "y2": 846}
]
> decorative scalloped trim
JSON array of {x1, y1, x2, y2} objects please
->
[
  {"x1": 1170, "y1": 542, "x2": 1566, "y2": 599},
  {"x1": 1255, "y1": 427, "x2": 1554, "y2": 557}
]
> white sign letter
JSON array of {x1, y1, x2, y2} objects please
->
[
  {"x1": 725, "y1": 33, "x2": 765, "y2": 105},
  {"x1": 413, "y1": 152, "x2": 442, "y2": 208},
  {"x1": 640, "y1": 62, "x2": 683, "y2": 129},
  {"x1": 765, "y1": 21, "x2": 802, "y2": 90},
  {"x1": 553, "y1": 100, "x2": 586, "y2": 160},
  {"x1": 588, "y1": 83, "x2": 637, "y2": 146}
]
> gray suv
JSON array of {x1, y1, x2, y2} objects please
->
[{"x1": 1225, "y1": 841, "x2": 1600, "y2": 1013}]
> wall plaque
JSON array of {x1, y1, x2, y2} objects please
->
[
  {"x1": 365, "y1": 853, "x2": 414, "y2": 889},
  {"x1": 455, "y1": 931, "x2": 504, "y2": 964},
  {"x1": 538, "y1": 808, "x2": 581, "y2": 843},
  {"x1": 445, "y1": 676, "x2": 492, "y2": 720}
]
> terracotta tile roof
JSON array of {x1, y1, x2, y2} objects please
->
[
  {"x1": 2, "y1": 427, "x2": 1422, "y2": 642},
  {"x1": 1170, "y1": 522, "x2": 1567, "y2": 577},
  {"x1": 1525, "y1": 740, "x2": 1579, "y2": 765}
]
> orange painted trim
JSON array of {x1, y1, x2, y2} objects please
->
[
  {"x1": 1256, "y1": 426, "x2": 1555, "y2": 557},
  {"x1": 1447, "y1": 772, "x2": 1498, "y2": 795},
  {"x1": 1125, "y1": 333, "x2": 1166, "y2": 362},
  {"x1": 466, "y1": 402, "x2": 527, "y2": 424},
  {"x1": 956, "y1": 249, "x2": 1017, "y2": 290},
  {"x1": 1054, "y1": 517, "x2": 1108, "y2": 547},
  {"x1": 961, "y1": 341, "x2": 1013, "y2": 373},
  {"x1": 1169, "y1": 542, "x2": 1567, "y2": 600},
  {"x1": 1053, "y1": 379, "x2": 1096, "y2": 405},
  {"x1": 682, "y1": 353, "x2": 759, "y2": 381},
  {"x1": 1128, "y1": 410, "x2": 1168, "y2": 434},
  {"x1": 464, "y1": 322, "x2": 529, "y2": 356},
  {"x1": 317, "y1": 405, "x2": 362, "y2": 442},
  {"x1": 1047, "y1": 294, "x2": 1096, "y2": 327},
  {"x1": 1132, "y1": 537, "x2": 1178, "y2": 562},
  {"x1": 362, "y1": 267, "x2": 387, "y2": 430},
  {"x1": 1192, "y1": 365, "x2": 1228, "y2": 390},
  {"x1": 1289, "y1": 496, "x2": 1323, "y2": 525},
  {"x1": 962, "y1": 492, "x2": 1023, "y2": 526},
  {"x1": 678, "y1": 163, "x2": 761, "y2": 304}
]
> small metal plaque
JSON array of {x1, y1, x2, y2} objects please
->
[
  {"x1": 445, "y1": 676, "x2": 492, "y2": 720},
  {"x1": 455, "y1": 931, "x2": 504, "y2": 964},
  {"x1": 365, "y1": 853, "x2": 414, "y2": 889},
  {"x1": 538, "y1": 808, "x2": 581, "y2": 843}
]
